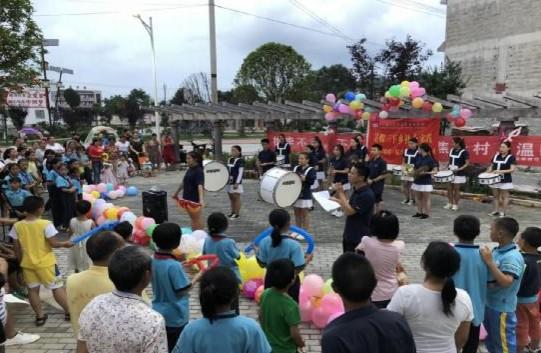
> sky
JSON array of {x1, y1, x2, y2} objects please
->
[{"x1": 33, "y1": 0, "x2": 447, "y2": 99}]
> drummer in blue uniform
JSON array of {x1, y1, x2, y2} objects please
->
[
  {"x1": 486, "y1": 141, "x2": 517, "y2": 217},
  {"x1": 275, "y1": 134, "x2": 291, "y2": 169},
  {"x1": 401, "y1": 138, "x2": 418, "y2": 205},
  {"x1": 293, "y1": 152, "x2": 316, "y2": 230},
  {"x1": 444, "y1": 137, "x2": 470, "y2": 211},
  {"x1": 411, "y1": 143, "x2": 438, "y2": 219},
  {"x1": 367, "y1": 144, "x2": 388, "y2": 213},
  {"x1": 226, "y1": 145, "x2": 244, "y2": 220},
  {"x1": 257, "y1": 139, "x2": 276, "y2": 178},
  {"x1": 328, "y1": 144, "x2": 350, "y2": 217}
]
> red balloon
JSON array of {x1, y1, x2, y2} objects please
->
[
  {"x1": 422, "y1": 102, "x2": 433, "y2": 112},
  {"x1": 454, "y1": 117, "x2": 466, "y2": 127}
]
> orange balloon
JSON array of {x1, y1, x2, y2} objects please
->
[{"x1": 412, "y1": 97, "x2": 424, "y2": 109}]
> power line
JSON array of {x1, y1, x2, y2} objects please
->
[
  {"x1": 34, "y1": 4, "x2": 207, "y2": 17},
  {"x1": 288, "y1": 0, "x2": 353, "y2": 40},
  {"x1": 374, "y1": 0, "x2": 445, "y2": 18}
]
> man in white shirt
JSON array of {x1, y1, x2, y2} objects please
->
[{"x1": 45, "y1": 137, "x2": 65, "y2": 154}]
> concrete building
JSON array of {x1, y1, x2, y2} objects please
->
[
  {"x1": 442, "y1": 0, "x2": 541, "y2": 97},
  {"x1": 5, "y1": 87, "x2": 49, "y2": 126},
  {"x1": 51, "y1": 87, "x2": 101, "y2": 109}
]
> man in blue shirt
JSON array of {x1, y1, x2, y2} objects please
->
[
  {"x1": 481, "y1": 217, "x2": 525, "y2": 353},
  {"x1": 367, "y1": 144, "x2": 387, "y2": 213},
  {"x1": 452, "y1": 215, "x2": 489, "y2": 353},
  {"x1": 331, "y1": 162, "x2": 375, "y2": 253}
]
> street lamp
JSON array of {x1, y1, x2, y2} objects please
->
[{"x1": 134, "y1": 14, "x2": 160, "y2": 143}]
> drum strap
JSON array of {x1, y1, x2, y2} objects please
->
[
  {"x1": 294, "y1": 166, "x2": 314, "y2": 177},
  {"x1": 449, "y1": 149, "x2": 465, "y2": 166},
  {"x1": 277, "y1": 143, "x2": 289, "y2": 155},
  {"x1": 404, "y1": 149, "x2": 418, "y2": 164},
  {"x1": 493, "y1": 153, "x2": 512, "y2": 170},
  {"x1": 227, "y1": 158, "x2": 240, "y2": 168}
]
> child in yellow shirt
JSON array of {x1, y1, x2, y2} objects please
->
[{"x1": 9, "y1": 196, "x2": 73, "y2": 326}]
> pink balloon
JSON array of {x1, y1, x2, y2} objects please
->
[
  {"x1": 409, "y1": 81, "x2": 420, "y2": 89},
  {"x1": 243, "y1": 279, "x2": 263, "y2": 299},
  {"x1": 302, "y1": 274, "x2": 324, "y2": 297},
  {"x1": 324, "y1": 112, "x2": 338, "y2": 122},
  {"x1": 417, "y1": 87, "x2": 426, "y2": 96},
  {"x1": 299, "y1": 288, "x2": 309, "y2": 304},
  {"x1": 300, "y1": 299, "x2": 314, "y2": 322},
  {"x1": 327, "y1": 311, "x2": 345, "y2": 324},
  {"x1": 338, "y1": 104, "x2": 350, "y2": 114},
  {"x1": 141, "y1": 217, "x2": 156, "y2": 230},
  {"x1": 320, "y1": 293, "x2": 345, "y2": 314},
  {"x1": 96, "y1": 215, "x2": 107, "y2": 225},
  {"x1": 325, "y1": 93, "x2": 336, "y2": 104},
  {"x1": 96, "y1": 183, "x2": 107, "y2": 193},
  {"x1": 312, "y1": 306, "x2": 331, "y2": 329},
  {"x1": 460, "y1": 108, "x2": 472, "y2": 119}
]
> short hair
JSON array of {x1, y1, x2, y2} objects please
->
[
  {"x1": 9, "y1": 176, "x2": 21, "y2": 184},
  {"x1": 23, "y1": 196, "x2": 44, "y2": 214},
  {"x1": 371, "y1": 210, "x2": 399, "y2": 240},
  {"x1": 372, "y1": 144, "x2": 383, "y2": 151},
  {"x1": 332, "y1": 253, "x2": 377, "y2": 303},
  {"x1": 114, "y1": 221, "x2": 134, "y2": 241},
  {"x1": 199, "y1": 267, "x2": 239, "y2": 319},
  {"x1": 453, "y1": 215, "x2": 480, "y2": 241},
  {"x1": 86, "y1": 231, "x2": 124, "y2": 262},
  {"x1": 265, "y1": 259, "x2": 295, "y2": 290},
  {"x1": 207, "y1": 212, "x2": 228, "y2": 235},
  {"x1": 521, "y1": 227, "x2": 541, "y2": 248},
  {"x1": 494, "y1": 217, "x2": 519, "y2": 238},
  {"x1": 350, "y1": 163, "x2": 369, "y2": 178},
  {"x1": 75, "y1": 200, "x2": 91, "y2": 216},
  {"x1": 109, "y1": 246, "x2": 151, "y2": 292},
  {"x1": 152, "y1": 222, "x2": 182, "y2": 250},
  {"x1": 260, "y1": 138, "x2": 270, "y2": 144}
]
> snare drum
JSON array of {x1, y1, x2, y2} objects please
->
[
  {"x1": 259, "y1": 167, "x2": 302, "y2": 207},
  {"x1": 434, "y1": 170, "x2": 454, "y2": 183},
  {"x1": 392, "y1": 166, "x2": 402, "y2": 176},
  {"x1": 203, "y1": 160, "x2": 229, "y2": 192},
  {"x1": 478, "y1": 173, "x2": 502, "y2": 185}
]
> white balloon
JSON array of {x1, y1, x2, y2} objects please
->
[{"x1": 379, "y1": 111, "x2": 389, "y2": 119}]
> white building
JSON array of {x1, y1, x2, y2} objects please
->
[
  {"x1": 50, "y1": 87, "x2": 101, "y2": 109},
  {"x1": 5, "y1": 87, "x2": 49, "y2": 126}
]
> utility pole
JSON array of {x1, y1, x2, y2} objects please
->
[
  {"x1": 40, "y1": 46, "x2": 52, "y2": 127},
  {"x1": 163, "y1": 84, "x2": 167, "y2": 103},
  {"x1": 208, "y1": 0, "x2": 222, "y2": 160}
]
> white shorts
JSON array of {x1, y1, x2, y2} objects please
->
[
  {"x1": 227, "y1": 184, "x2": 244, "y2": 194},
  {"x1": 401, "y1": 176, "x2": 414, "y2": 182},
  {"x1": 316, "y1": 171, "x2": 325, "y2": 180},
  {"x1": 310, "y1": 179, "x2": 320, "y2": 190},
  {"x1": 342, "y1": 183, "x2": 351, "y2": 191},
  {"x1": 294, "y1": 199, "x2": 313, "y2": 209},
  {"x1": 412, "y1": 184, "x2": 433, "y2": 192},
  {"x1": 452, "y1": 176, "x2": 467, "y2": 184},
  {"x1": 490, "y1": 183, "x2": 513, "y2": 190}
]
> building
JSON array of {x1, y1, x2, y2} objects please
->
[
  {"x1": 442, "y1": 0, "x2": 541, "y2": 97},
  {"x1": 5, "y1": 87, "x2": 49, "y2": 126},
  {"x1": 51, "y1": 87, "x2": 101, "y2": 109}
]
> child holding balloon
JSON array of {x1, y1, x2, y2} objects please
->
[{"x1": 68, "y1": 200, "x2": 94, "y2": 273}]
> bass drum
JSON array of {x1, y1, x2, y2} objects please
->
[
  {"x1": 260, "y1": 167, "x2": 302, "y2": 208},
  {"x1": 203, "y1": 160, "x2": 229, "y2": 192}
]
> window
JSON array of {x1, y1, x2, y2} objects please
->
[{"x1": 35, "y1": 110, "x2": 45, "y2": 119}]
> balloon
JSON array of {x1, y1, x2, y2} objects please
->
[
  {"x1": 327, "y1": 311, "x2": 344, "y2": 324},
  {"x1": 384, "y1": 91, "x2": 391, "y2": 99},
  {"x1": 146, "y1": 224, "x2": 158, "y2": 237},
  {"x1": 101, "y1": 192, "x2": 109, "y2": 199},
  {"x1": 141, "y1": 217, "x2": 156, "y2": 230},
  {"x1": 409, "y1": 81, "x2": 420, "y2": 89},
  {"x1": 126, "y1": 186, "x2": 138, "y2": 196},
  {"x1": 344, "y1": 91, "x2": 355, "y2": 101},
  {"x1": 117, "y1": 189, "x2": 126, "y2": 197},
  {"x1": 299, "y1": 288, "x2": 309, "y2": 304},
  {"x1": 243, "y1": 279, "x2": 263, "y2": 299},
  {"x1": 324, "y1": 112, "x2": 338, "y2": 122},
  {"x1": 422, "y1": 101, "x2": 433, "y2": 112},
  {"x1": 412, "y1": 97, "x2": 424, "y2": 109},
  {"x1": 82, "y1": 193, "x2": 92, "y2": 201},
  {"x1": 349, "y1": 101, "x2": 362, "y2": 110},
  {"x1": 96, "y1": 183, "x2": 107, "y2": 193},
  {"x1": 312, "y1": 306, "x2": 331, "y2": 329},
  {"x1": 120, "y1": 211, "x2": 137, "y2": 225},
  {"x1": 432, "y1": 102, "x2": 443, "y2": 113},
  {"x1": 91, "y1": 191, "x2": 100, "y2": 199},
  {"x1": 107, "y1": 191, "x2": 118, "y2": 200},
  {"x1": 400, "y1": 80, "x2": 410, "y2": 87},
  {"x1": 460, "y1": 108, "x2": 473, "y2": 119},
  {"x1": 361, "y1": 112, "x2": 371, "y2": 121},
  {"x1": 104, "y1": 207, "x2": 119, "y2": 220},
  {"x1": 379, "y1": 111, "x2": 389, "y2": 119},
  {"x1": 418, "y1": 87, "x2": 426, "y2": 96},
  {"x1": 106, "y1": 183, "x2": 114, "y2": 192},
  {"x1": 320, "y1": 293, "x2": 345, "y2": 313},
  {"x1": 323, "y1": 105, "x2": 332, "y2": 113},
  {"x1": 96, "y1": 215, "x2": 107, "y2": 226},
  {"x1": 191, "y1": 230, "x2": 208, "y2": 240},
  {"x1": 300, "y1": 298, "x2": 314, "y2": 322},
  {"x1": 338, "y1": 104, "x2": 350, "y2": 114},
  {"x1": 82, "y1": 185, "x2": 93, "y2": 193},
  {"x1": 302, "y1": 274, "x2": 324, "y2": 298},
  {"x1": 454, "y1": 117, "x2": 466, "y2": 127},
  {"x1": 255, "y1": 285, "x2": 265, "y2": 304},
  {"x1": 117, "y1": 207, "x2": 130, "y2": 218},
  {"x1": 399, "y1": 86, "x2": 410, "y2": 98},
  {"x1": 355, "y1": 93, "x2": 366, "y2": 101},
  {"x1": 325, "y1": 93, "x2": 336, "y2": 104},
  {"x1": 389, "y1": 85, "x2": 401, "y2": 97},
  {"x1": 135, "y1": 216, "x2": 145, "y2": 229},
  {"x1": 323, "y1": 279, "x2": 334, "y2": 294}
]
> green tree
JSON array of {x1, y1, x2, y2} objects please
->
[
  {"x1": 312, "y1": 65, "x2": 356, "y2": 99},
  {"x1": 0, "y1": 0, "x2": 43, "y2": 93},
  {"x1": 420, "y1": 59, "x2": 467, "y2": 99},
  {"x1": 126, "y1": 89, "x2": 151, "y2": 128},
  {"x1": 170, "y1": 87, "x2": 189, "y2": 105},
  {"x1": 347, "y1": 38, "x2": 379, "y2": 97},
  {"x1": 63, "y1": 88, "x2": 81, "y2": 110},
  {"x1": 235, "y1": 42, "x2": 311, "y2": 102},
  {"x1": 103, "y1": 95, "x2": 127, "y2": 122},
  {"x1": 232, "y1": 85, "x2": 260, "y2": 104},
  {"x1": 62, "y1": 108, "x2": 93, "y2": 131},
  {"x1": 8, "y1": 107, "x2": 27, "y2": 129}
]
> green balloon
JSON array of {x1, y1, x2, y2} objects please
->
[
  {"x1": 147, "y1": 224, "x2": 158, "y2": 237},
  {"x1": 389, "y1": 85, "x2": 401, "y2": 97}
]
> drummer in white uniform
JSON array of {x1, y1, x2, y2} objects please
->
[
  {"x1": 486, "y1": 141, "x2": 517, "y2": 217},
  {"x1": 226, "y1": 145, "x2": 244, "y2": 220},
  {"x1": 444, "y1": 137, "x2": 470, "y2": 211},
  {"x1": 275, "y1": 134, "x2": 291, "y2": 169},
  {"x1": 293, "y1": 152, "x2": 316, "y2": 231},
  {"x1": 401, "y1": 137, "x2": 419, "y2": 205}
]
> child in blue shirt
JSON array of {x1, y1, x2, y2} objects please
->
[
  {"x1": 69, "y1": 166, "x2": 82, "y2": 200},
  {"x1": 4, "y1": 177, "x2": 32, "y2": 218},
  {"x1": 452, "y1": 215, "x2": 489, "y2": 353},
  {"x1": 2, "y1": 163, "x2": 20, "y2": 190},
  {"x1": 172, "y1": 266, "x2": 271, "y2": 353},
  {"x1": 152, "y1": 222, "x2": 201, "y2": 352},
  {"x1": 17, "y1": 159, "x2": 37, "y2": 194},
  {"x1": 481, "y1": 217, "x2": 525, "y2": 353}
]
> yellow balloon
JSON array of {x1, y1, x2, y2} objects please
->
[
  {"x1": 412, "y1": 97, "x2": 424, "y2": 109},
  {"x1": 323, "y1": 105, "x2": 332, "y2": 113},
  {"x1": 432, "y1": 102, "x2": 443, "y2": 113},
  {"x1": 236, "y1": 253, "x2": 265, "y2": 283},
  {"x1": 91, "y1": 191, "x2": 100, "y2": 199},
  {"x1": 384, "y1": 91, "x2": 391, "y2": 98},
  {"x1": 361, "y1": 112, "x2": 371, "y2": 121},
  {"x1": 105, "y1": 207, "x2": 119, "y2": 220},
  {"x1": 349, "y1": 101, "x2": 362, "y2": 110},
  {"x1": 399, "y1": 86, "x2": 410, "y2": 97},
  {"x1": 400, "y1": 80, "x2": 410, "y2": 87}
]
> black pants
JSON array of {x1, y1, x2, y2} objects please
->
[
  {"x1": 342, "y1": 239, "x2": 358, "y2": 253},
  {"x1": 166, "y1": 325, "x2": 185, "y2": 353},
  {"x1": 461, "y1": 324, "x2": 480, "y2": 353},
  {"x1": 265, "y1": 274, "x2": 301, "y2": 303},
  {"x1": 373, "y1": 300, "x2": 390, "y2": 309},
  {"x1": 58, "y1": 191, "x2": 76, "y2": 229}
]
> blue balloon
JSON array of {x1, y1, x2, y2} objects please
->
[
  {"x1": 100, "y1": 192, "x2": 109, "y2": 199},
  {"x1": 355, "y1": 93, "x2": 366, "y2": 101},
  {"x1": 106, "y1": 183, "x2": 114, "y2": 191},
  {"x1": 344, "y1": 91, "x2": 356, "y2": 101},
  {"x1": 244, "y1": 225, "x2": 315, "y2": 254},
  {"x1": 126, "y1": 186, "x2": 138, "y2": 196},
  {"x1": 72, "y1": 221, "x2": 120, "y2": 244}
]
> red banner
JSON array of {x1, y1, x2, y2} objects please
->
[
  {"x1": 267, "y1": 132, "x2": 358, "y2": 153},
  {"x1": 367, "y1": 118, "x2": 441, "y2": 164}
]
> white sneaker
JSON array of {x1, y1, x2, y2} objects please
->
[
  {"x1": 407, "y1": 200, "x2": 415, "y2": 206},
  {"x1": 499, "y1": 212, "x2": 506, "y2": 218},
  {"x1": 443, "y1": 203, "x2": 452, "y2": 209},
  {"x1": 451, "y1": 205, "x2": 458, "y2": 211},
  {"x1": 3, "y1": 332, "x2": 40, "y2": 346},
  {"x1": 332, "y1": 210, "x2": 344, "y2": 218},
  {"x1": 401, "y1": 199, "x2": 409, "y2": 204}
]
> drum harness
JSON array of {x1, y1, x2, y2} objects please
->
[
  {"x1": 276, "y1": 143, "x2": 290, "y2": 165},
  {"x1": 404, "y1": 148, "x2": 418, "y2": 165},
  {"x1": 294, "y1": 165, "x2": 318, "y2": 190},
  {"x1": 449, "y1": 148, "x2": 465, "y2": 170},
  {"x1": 492, "y1": 153, "x2": 512, "y2": 172}
]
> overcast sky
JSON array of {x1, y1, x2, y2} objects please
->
[{"x1": 33, "y1": 0, "x2": 447, "y2": 99}]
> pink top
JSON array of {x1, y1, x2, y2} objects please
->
[{"x1": 357, "y1": 236, "x2": 405, "y2": 301}]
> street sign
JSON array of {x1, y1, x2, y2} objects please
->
[
  {"x1": 42, "y1": 39, "x2": 59, "y2": 46},
  {"x1": 48, "y1": 66, "x2": 74, "y2": 75}
]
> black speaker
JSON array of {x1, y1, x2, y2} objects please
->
[{"x1": 142, "y1": 190, "x2": 168, "y2": 224}]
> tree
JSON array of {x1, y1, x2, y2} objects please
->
[
  {"x1": 8, "y1": 107, "x2": 27, "y2": 129},
  {"x1": 232, "y1": 85, "x2": 260, "y2": 104},
  {"x1": 63, "y1": 88, "x2": 81, "y2": 110},
  {"x1": 183, "y1": 73, "x2": 210, "y2": 103},
  {"x1": 0, "y1": 0, "x2": 43, "y2": 94},
  {"x1": 62, "y1": 108, "x2": 93, "y2": 131},
  {"x1": 170, "y1": 87, "x2": 189, "y2": 105},
  {"x1": 375, "y1": 35, "x2": 433, "y2": 86},
  {"x1": 235, "y1": 42, "x2": 311, "y2": 102},
  {"x1": 313, "y1": 65, "x2": 357, "y2": 99},
  {"x1": 126, "y1": 89, "x2": 151, "y2": 128},
  {"x1": 420, "y1": 59, "x2": 467, "y2": 99},
  {"x1": 103, "y1": 95, "x2": 127, "y2": 118},
  {"x1": 347, "y1": 38, "x2": 378, "y2": 97}
]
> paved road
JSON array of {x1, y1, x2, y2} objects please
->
[{"x1": 8, "y1": 171, "x2": 540, "y2": 352}]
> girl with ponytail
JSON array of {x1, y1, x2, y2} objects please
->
[
  {"x1": 256, "y1": 209, "x2": 311, "y2": 302},
  {"x1": 388, "y1": 242, "x2": 474, "y2": 353},
  {"x1": 173, "y1": 267, "x2": 271, "y2": 353}
]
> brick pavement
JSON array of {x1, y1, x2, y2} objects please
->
[{"x1": 7, "y1": 170, "x2": 541, "y2": 352}]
